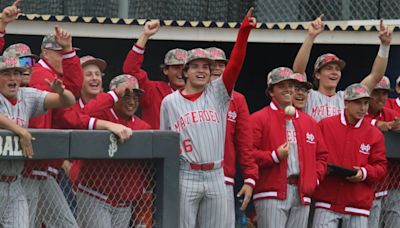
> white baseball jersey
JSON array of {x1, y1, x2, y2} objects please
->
[
  {"x1": 160, "y1": 77, "x2": 231, "y2": 163},
  {"x1": 0, "y1": 88, "x2": 48, "y2": 176},
  {"x1": 286, "y1": 120, "x2": 300, "y2": 177},
  {"x1": 305, "y1": 90, "x2": 345, "y2": 122}
]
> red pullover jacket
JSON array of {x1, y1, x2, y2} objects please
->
[
  {"x1": 224, "y1": 91, "x2": 258, "y2": 187},
  {"x1": 78, "y1": 92, "x2": 152, "y2": 206},
  {"x1": 385, "y1": 97, "x2": 400, "y2": 114},
  {"x1": 313, "y1": 112, "x2": 387, "y2": 216},
  {"x1": 0, "y1": 31, "x2": 4, "y2": 53},
  {"x1": 366, "y1": 107, "x2": 400, "y2": 198},
  {"x1": 250, "y1": 101, "x2": 328, "y2": 204},
  {"x1": 25, "y1": 52, "x2": 83, "y2": 179}
]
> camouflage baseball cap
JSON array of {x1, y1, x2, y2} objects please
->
[
  {"x1": 185, "y1": 48, "x2": 213, "y2": 65},
  {"x1": 374, "y1": 76, "x2": 391, "y2": 91},
  {"x1": 0, "y1": 55, "x2": 25, "y2": 73},
  {"x1": 4, "y1": 43, "x2": 39, "y2": 60},
  {"x1": 344, "y1": 83, "x2": 371, "y2": 101},
  {"x1": 292, "y1": 72, "x2": 312, "y2": 90},
  {"x1": 267, "y1": 67, "x2": 294, "y2": 87},
  {"x1": 164, "y1": 48, "x2": 187, "y2": 65},
  {"x1": 206, "y1": 47, "x2": 228, "y2": 62},
  {"x1": 314, "y1": 53, "x2": 346, "y2": 73},
  {"x1": 41, "y1": 34, "x2": 63, "y2": 51},
  {"x1": 109, "y1": 74, "x2": 144, "y2": 93},
  {"x1": 80, "y1": 55, "x2": 107, "y2": 72}
]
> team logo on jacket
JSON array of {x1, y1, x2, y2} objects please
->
[
  {"x1": 227, "y1": 111, "x2": 237, "y2": 122},
  {"x1": 108, "y1": 134, "x2": 118, "y2": 157},
  {"x1": 306, "y1": 132, "x2": 316, "y2": 144},
  {"x1": 359, "y1": 143, "x2": 371, "y2": 155}
]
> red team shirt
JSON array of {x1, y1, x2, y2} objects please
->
[
  {"x1": 123, "y1": 45, "x2": 173, "y2": 129},
  {"x1": 78, "y1": 93, "x2": 152, "y2": 206},
  {"x1": 385, "y1": 97, "x2": 400, "y2": 114},
  {"x1": 365, "y1": 107, "x2": 400, "y2": 197},
  {"x1": 24, "y1": 52, "x2": 83, "y2": 178},
  {"x1": 313, "y1": 113, "x2": 387, "y2": 216},
  {"x1": 224, "y1": 91, "x2": 258, "y2": 187},
  {"x1": 0, "y1": 31, "x2": 4, "y2": 53},
  {"x1": 250, "y1": 101, "x2": 328, "y2": 204}
]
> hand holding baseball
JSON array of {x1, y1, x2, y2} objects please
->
[{"x1": 246, "y1": 7, "x2": 257, "y2": 27}]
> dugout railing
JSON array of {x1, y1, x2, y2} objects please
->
[{"x1": 0, "y1": 129, "x2": 179, "y2": 228}]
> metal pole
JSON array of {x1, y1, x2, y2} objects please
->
[{"x1": 118, "y1": 0, "x2": 129, "y2": 18}]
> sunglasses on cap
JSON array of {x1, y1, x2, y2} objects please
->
[{"x1": 19, "y1": 57, "x2": 36, "y2": 68}]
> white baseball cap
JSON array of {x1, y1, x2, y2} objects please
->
[{"x1": 396, "y1": 75, "x2": 400, "y2": 85}]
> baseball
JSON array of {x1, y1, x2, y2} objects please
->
[{"x1": 284, "y1": 105, "x2": 296, "y2": 116}]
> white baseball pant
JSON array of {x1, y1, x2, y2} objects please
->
[
  {"x1": 312, "y1": 208, "x2": 368, "y2": 228},
  {"x1": 368, "y1": 198, "x2": 382, "y2": 228},
  {"x1": 381, "y1": 189, "x2": 400, "y2": 228},
  {"x1": 76, "y1": 191, "x2": 131, "y2": 228},
  {"x1": 254, "y1": 184, "x2": 310, "y2": 228},
  {"x1": 0, "y1": 178, "x2": 29, "y2": 228},
  {"x1": 180, "y1": 167, "x2": 227, "y2": 228}
]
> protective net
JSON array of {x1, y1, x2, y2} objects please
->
[{"x1": 21, "y1": 159, "x2": 157, "y2": 228}]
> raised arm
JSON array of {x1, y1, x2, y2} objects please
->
[
  {"x1": 361, "y1": 20, "x2": 392, "y2": 92},
  {"x1": 292, "y1": 15, "x2": 324, "y2": 74},
  {"x1": 222, "y1": 8, "x2": 256, "y2": 94},
  {"x1": 122, "y1": 20, "x2": 160, "y2": 77},
  {"x1": 0, "y1": 0, "x2": 21, "y2": 53}
]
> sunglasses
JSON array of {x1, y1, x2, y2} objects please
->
[{"x1": 19, "y1": 57, "x2": 36, "y2": 68}]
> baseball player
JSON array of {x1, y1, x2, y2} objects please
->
[
  {"x1": 364, "y1": 77, "x2": 400, "y2": 228},
  {"x1": 0, "y1": 0, "x2": 20, "y2": 53},
  {"x1": 123, "y1": 20, "x2": 188, "y2": 129},
  {"x1": 21, "y1": 27, "x2": 83, "y2": 228},
  {"x1": 385, "y1": 75, "x2": 400, "y2": 114},
  {"x1": 76, "y1": 74, "x2": 151, "y2": 228},
  {"x1": 293, "y1": 16, "x2": 392, "y2": 122},
  {"x1": 291, "y1": 72, "x2": 312, "y2": 111},
  {"x1": 0, "y1": 53, "x2": 75, "y2": 228},
  {"x1": 250, "y1": 67, "x2": 328, "y2": 228},
  {"x1": 160, "y1": 8, "x2": 256, "y2": 227},
  {"x1": 205, "y1": 47, "x2": 258, "y2": 227},
  {"x1": 312, "y1": 83, "x2": 387, "y2": 228},
  {"x1": 4, "y1": 43, "x2": 39, "y2": 87}
]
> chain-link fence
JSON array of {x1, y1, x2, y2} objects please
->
[
  {"x1": 21, "y1": 159, "x2": 157, "y2": 228},
  {"x1": 2, "y1": 0, "x2": 398, "y2": 22}
]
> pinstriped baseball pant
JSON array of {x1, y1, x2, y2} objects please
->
[
  {"x1": 0, "y1": 178, "x2": 29, "y2": 228},
  {"x1": 180, "y1": 168, "x2": 227, "y2": 228},
  {"x1": 225, "y1": 184, "x2": 235, "y2": 228},
  {"x1": 312, "y1": 208, "x2": 368, "y2": 228},
  {"x1": 368, "y1": 199, "x2": 382, "y2": 228},
  {"x1": 254, "y1": 184, "x2": 310, "y2": 228},
  {"x1": 381, "y1": 189, "x2": 400, "y2": 228}
]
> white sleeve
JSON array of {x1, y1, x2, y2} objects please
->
[{"x1": 159, "y1": 99, "x2": 170, "y2": 130}]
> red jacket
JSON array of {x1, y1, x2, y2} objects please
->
[
  {"x1": 313, "y1": 113, "x2": 387, "y2": 216},
  {"x1": 365, "y1": 107, "x2": 400, "y2": 198},
  {"x1": 385, "y1": 97, "x2": 400, "y2": 114},
  {"x1": 224, "y1": 91, "x2": 258, "y2": 187},
  {"x1": 123, "y1": 45, "x2": 173, "y2": 129},
  {"x1": 24, "y1": 52, "x2": 83, "y2": 179},
  {"x1": 0, "y1": 31, "x2": 4, "y2": 53},
  {"x1": 250, "y1": 102, "x2": 328, "y2": 204},
  {"x1": 78, "y1": 92, "x2": 152, "y2": 206}
]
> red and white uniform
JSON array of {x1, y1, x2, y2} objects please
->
[
  {"x1": 224, "y1": 91, "x2": 258, "y2": 187},
  {"x1": 123, "y1": 45, "x2": 173, "y2": 129},
  {"x1": 313, "y1": 112, "x2": 387, "y2": 216},
  {"x1": 385, "y1": 97, "x2": 400, "y2": 114},
  {"x1": 0, "y1": 30, "x2": 5, "y2": 53},
  {"x1": 250, "y1": 101, "x2": 328, "y2": 203},
  {"x1": 366, "y1": 107, "x2": 400, "y2": 199},
  {"x1": 25, "y1": 51, "x2": 83, "y2": 179},
  {"x1": 78, "y1": 94, "x2": 152, "y2": 206}
]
